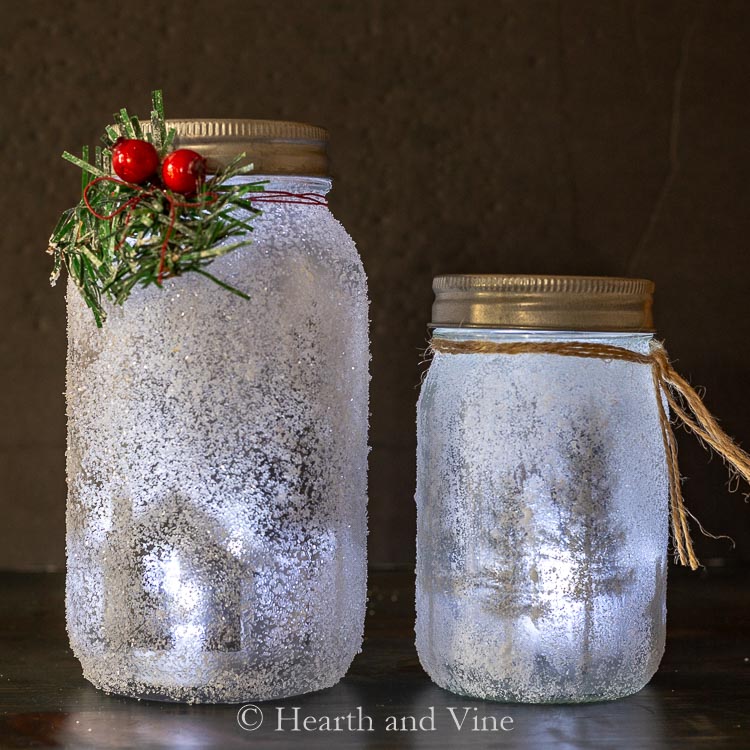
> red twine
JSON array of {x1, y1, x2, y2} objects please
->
[
  {"x1": 82, "y1": 177, "x2": 328, "y2": 285},
  {"x1": 249, "y1": 191, "x2": 329, "y2": 206}
]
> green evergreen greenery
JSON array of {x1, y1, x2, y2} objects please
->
[{"x1": 48, "y1": 91, "x2": 264, "y2": 327}]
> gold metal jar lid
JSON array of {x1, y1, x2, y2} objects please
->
[
  {"x1": 141, "y1": 119, "x2": 329, "y2": 176},
  {"x1": 431, "y1": 274, "x2": 655, "y2": 332}
]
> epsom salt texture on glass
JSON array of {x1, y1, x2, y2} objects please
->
[
  {"x1": 65, "y1": 120, "x2": 369, "y2": 703},
  {"x1": 416, "y1": 276, "x2": 670, "y2": 703}
]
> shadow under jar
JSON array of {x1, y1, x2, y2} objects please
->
[
  {"x1": 415, "y1": 275, "x2": 668, "y2": 703},
  {"x1": 65, "y1": 120, "x2": 369, "y2": 703}
]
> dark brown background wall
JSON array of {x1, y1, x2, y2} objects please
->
[{"x1": 2, "y1": 0, "x2": 749, "y2": 569}]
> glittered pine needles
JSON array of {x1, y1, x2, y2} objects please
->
[{"x1": 48, "y1": 90, "x2": 265, "y2": 327}]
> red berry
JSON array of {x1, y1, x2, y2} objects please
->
[
  {"x1": 112, "y1": 139, "x2": 159, "y2": 184},
  {"x1": 161, "y1": 149, "x2": 207, "y2": 195}
]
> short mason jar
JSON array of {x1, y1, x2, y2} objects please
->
[
  {"x1": 415, "y1": 275, "x2": 668, "y2": 703},
  {"x1": 65, "y1": 121, "x2": 369, "y2": 703}
]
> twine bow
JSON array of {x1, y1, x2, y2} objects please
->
[{"x1": 429, "y1": 337, "x2": 750, "y2": 570}]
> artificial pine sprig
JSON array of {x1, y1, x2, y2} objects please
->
[{"x1": 48, "y1": 91, "x2": 264, "y2": 327}]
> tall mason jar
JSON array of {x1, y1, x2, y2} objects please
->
[
  {"x1": 65, "y1": 121, "x2": 369, "y2": 703},
  {"x1": 416, "y1": 275, "x2": 668, "y2": 703}
]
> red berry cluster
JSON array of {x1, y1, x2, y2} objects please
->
[{"x1": 112, "y1": 138, "x2": 206, "y2": 195}]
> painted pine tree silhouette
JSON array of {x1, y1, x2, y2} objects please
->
[
  {"x1": 476, "y1": 463, "x2": 547, "y2": 622},
  {"x1": 546, "y1": 421, "x2": 636, "y2": 679}
]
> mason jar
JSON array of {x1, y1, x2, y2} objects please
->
[
  {"x1": 416, "y1": 275, "x2": 669, "y2": 703},
  {"x1": 65, "y1": 120, "x2": 369, "y2": 703}
]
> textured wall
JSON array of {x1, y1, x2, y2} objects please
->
[{"x1": 2, "y1": 0, "x2": 749, "y2": 569}]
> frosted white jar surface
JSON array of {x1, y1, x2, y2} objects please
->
[
  {"x1": 415, "y1": 330, "x2": 669, "y2": 703},
  {"x1": 65, "y1": 177, "x2": 369, "y2": 703}
]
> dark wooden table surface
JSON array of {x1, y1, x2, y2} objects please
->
[{"x1": 0, "y1": 566, "x2": 748, "y2": 749}]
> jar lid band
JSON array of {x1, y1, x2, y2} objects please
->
[
  {"x1": 140, "y1": 119, "x2": 329, "y2": 177},
  {"x1": 431, "y1": 274, "x2": 655, "y2": 332}
]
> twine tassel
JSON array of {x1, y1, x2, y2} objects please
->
[
  {"x1": 649, "y1": 364, "x2": 697, "y2": 569},
  {"x1": 650, "y1": 343, "x2": 750, "y2": 569}
]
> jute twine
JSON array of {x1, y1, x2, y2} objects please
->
[{"x1": 429, "y1": 337, "x2": 750, "y2": 570}]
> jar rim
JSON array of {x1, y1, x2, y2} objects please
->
[
  {"x1": 140, "y1": 119, "x2": 329, "y2": 177},
  {"x1": 431, "y1": 274, "x2": 655, "y2": 332}
]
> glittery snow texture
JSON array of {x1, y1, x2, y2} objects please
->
[
  {"x1": 65, "y1": 178, "x2": 369, "y2": 703},
  {"x1": 416, "y1": 332, "x2": 669, "y2": 703}
]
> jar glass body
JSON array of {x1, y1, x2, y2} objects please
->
[
  {"x1": 415, "y1": 328, "x2": 669, "y2": 703},
  {"x1": 65, "y1": 176, "x2": 369, "y2": 703}
]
